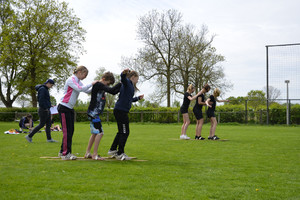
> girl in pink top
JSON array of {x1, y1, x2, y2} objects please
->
[{"x1": 58, "y1": 66, "x2": 97, "y2": 160}]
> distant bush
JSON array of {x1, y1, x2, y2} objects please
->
[{"x1": 0, "y1": 104, "x2": 299, "y2": 124}]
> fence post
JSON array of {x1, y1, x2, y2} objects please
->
[
  {"x1": 260, "y1": 110, "x2": 262, "y2": 124},
  {"x1": 141, "y1": 111, "x2": 144, "y2": 123},
  {"x1": 177, "y1": 110, "x2": 180, "y2": 123},
  {"x1": 106, "y1": 110, "x2": 109, "y2": 122},
  {"x1": 245, "y1": 100, "x2": 248, "y2": 124}
]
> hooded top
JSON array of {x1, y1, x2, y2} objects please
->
[{"x1": 35, "y1": 84, "x2": 51, "y2": 109}]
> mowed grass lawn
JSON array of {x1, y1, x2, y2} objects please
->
[{"x1": 0, "y1": 122, "x2": 299, "y2": 200}]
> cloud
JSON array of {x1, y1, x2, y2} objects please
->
[{"x1": 56, "y1": 0, "x2": 300, "y2": 105}]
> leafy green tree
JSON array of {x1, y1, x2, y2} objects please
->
[
  {"x1": 0, "y1": 0, "x2": 86, "y2": 107},
  {"x1": 226, "y1": 96, "x2": 246, "y2": 105},
  {"x1": 247, "y1": 90, "x2": 266, "y2": 110}
]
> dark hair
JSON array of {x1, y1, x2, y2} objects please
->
[
  {"x1": 203, "y1": 84, "x2": 211, "y2": 92},
  {"x1": 102, "y1": 72, "x2": 115, "y2": 85},
  {"x1": 26, "y1": 114, "x2": 32, "y2": 119}
]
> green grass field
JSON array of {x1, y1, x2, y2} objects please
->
[{"x1": 0, "y1": 122, "x2": 299, "y2": 200}]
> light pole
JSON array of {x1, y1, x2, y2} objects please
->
[{"x1": 285, "y1": 80, "x2": 290, "y2": 125}]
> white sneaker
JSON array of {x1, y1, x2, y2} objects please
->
[
  {"x1": 180, "y1": 135, "x2": 190, "y2": 140},
  {"x1": 61, "y1": 153, "x2": 77, "y2": 160},
  {"x1": 108, "y1": 150, "x2": 118, "y2": 157},
  {"x1": 115, "y1": 153, "x2": 131, "y2": 161}
]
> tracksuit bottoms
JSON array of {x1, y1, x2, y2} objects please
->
[
  {"x1": 58, "y1": 104, "x2": 74, "y2": 156},
  {"x1": 110, "y1": 109, "x2": 130, "y2": 155},
  {"x1": 28, "y1": 108, "x2": 52, "y2": 140}
]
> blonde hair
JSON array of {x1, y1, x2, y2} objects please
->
[
  {"x1": 187, "y1": 84, "x2": 194, "y2": 93},
  {"x1": 127, "y1": 70, "x2": 139, "y2": 91},
  {"x1": 213, "y1": 88, "x2": 221, "y2": 97},
  {"x1": 73, "y1": 66, "x2": 88, "y2": 75}
]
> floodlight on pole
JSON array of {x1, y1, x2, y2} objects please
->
[{"x1": 285, "y1": 80, "x2": 290, "y2": 125}]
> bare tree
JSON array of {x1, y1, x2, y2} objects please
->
[
  {"x1": 172, "y1": 24, "x2": 216, "y2": 94},
  {"x1": 133, "y1": 9, "x2": 182, "y2": 107},
  {"x1": 264, "y1": 86, "x2": 281, "y2": 104}
]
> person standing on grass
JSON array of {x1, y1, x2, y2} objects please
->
[
  {"x1": 85, "y1": 72, "x2": 121, "y2": 160},
  {"x1": 205, "y1": 88, "x2": 229, "y2": 140},
  {"x1": 108, "y1": 69, "x2": 144, "y2": 161},
  {"x1": 58, "y1": 66, "x2": 97, "y2": 160},
  {"x1": 193, "y1": 84, "x2": 211, "y2": 140},
  {"x1": 180, "y1": 84, "x2": 205, "y2": 140},
  {"x1": 25, "y1": 79, "x2": 57, "y2": 143}
]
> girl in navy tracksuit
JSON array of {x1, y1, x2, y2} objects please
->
[{"x1": 108, "y1": 69, "x2": 144, "y2": 161}]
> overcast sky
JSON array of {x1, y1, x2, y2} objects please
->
[{"x1": 57, "y1": 0, "x2": 300, "y2": 105}]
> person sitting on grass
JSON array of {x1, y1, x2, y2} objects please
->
[
  {"x1": 19, "y1": 114, "x2": 34, "y2": 132},
  {"x1": 85, "y1": 72, "x2": 121, "y2": 160}
]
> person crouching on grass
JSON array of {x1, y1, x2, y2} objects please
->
[
  {"x1": 205, "y1": 88, "x2": 229, "y2": 140},
  {"x1": 180, "y1": 84, "x2": 205, "y2": 140},
  {"x1": 108, "y1": 69, "x2": 144, "y2": 161},
  {"x1": 85, "y1": 72, "x2": 121, "y2": 160},
  {"x1": 193, "y1": 84, "x2": 211, "y2": 140}
]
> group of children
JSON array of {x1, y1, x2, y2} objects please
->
[
  {"x1": 56, "y1": 66, "x2": 143, "y2": 161},
  {"x1": 24, "y1": 65, "x2": 228, "y2": 161},
  {"x1": 180, "y1": 84, "x2": 229, "y2": 140}
]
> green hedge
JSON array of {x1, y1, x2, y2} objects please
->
[{"x1": 1, "y1": 104, "x2": 300, "y2": 124}]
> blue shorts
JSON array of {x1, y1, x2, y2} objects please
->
[{"x1": 89, "y1": 117, "x2": 103, "y2": 135}]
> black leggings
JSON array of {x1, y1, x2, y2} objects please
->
[{"x1": 110, "y1": 109, "x2": 130, "y2": 155}]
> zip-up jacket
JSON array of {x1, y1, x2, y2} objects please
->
[
  {"x1": 114, "y1": 72, "x2": 140, "y2": 112},
  {"x1": 60, "y1": 75, "x2": 92, "y2": 109}
]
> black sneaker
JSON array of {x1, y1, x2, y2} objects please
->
[
  {"x1": 208, "y1": 136, "x2": 213, "y2": 140},
  {"x1": 212, "y1": 135, "x2": 220, "y2": 140},
  {"x1": 198, "y1": 136, "x2": 205, "y2": 140},
  {"x1": 195, "y1": 136, "x2": 199, "y2": 140}
]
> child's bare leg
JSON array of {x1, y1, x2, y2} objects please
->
[
  {"x1": 198, "y1": 118, "x2": 204, "y2": 136},
  {"x1": 86, "y1": 134, "x2": 96, "y2": 154},
  {"x1": 211, "y1": 117, "x2": 217, "y2": 136},
  {"x1": 93, "y1": 133, "x2": 103, "y2": 157},
  {"x1": 209, "y1": 118, "x2": 214, "y2": 137},
  {"x1": 181, "y1": 113, "x2": 190, "y2": 135}
]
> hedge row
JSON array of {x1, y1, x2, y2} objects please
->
[{"x1": 0, "y1": 104, "x2": 299, "y2": 124}]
